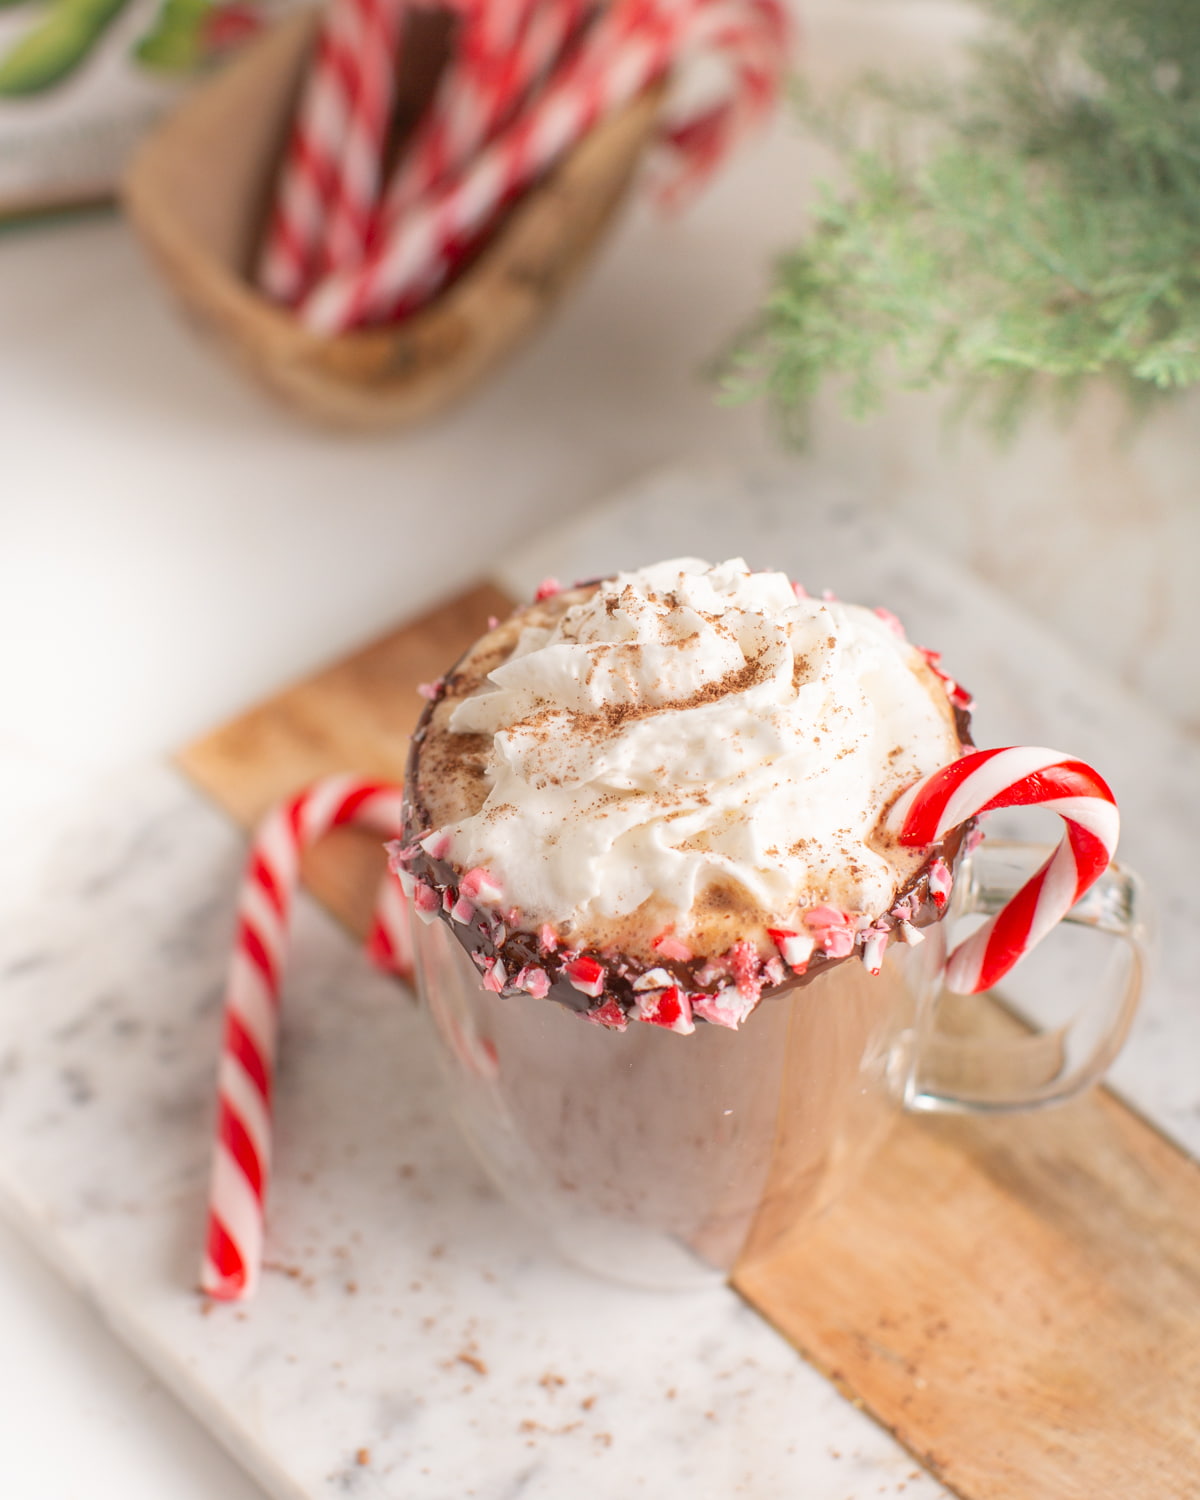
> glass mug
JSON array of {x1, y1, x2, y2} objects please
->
[{"x1": 409, "y1": 841, "x2": 1146, "y2": 1291}]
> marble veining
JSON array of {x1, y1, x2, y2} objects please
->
[{"x1": 2, "y1": 465, "x2": 1198, "y2": 1500}]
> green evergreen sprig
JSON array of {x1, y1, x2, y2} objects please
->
[{"x1": 728, "y1": 0, "x2": 1200, "y2": 436}]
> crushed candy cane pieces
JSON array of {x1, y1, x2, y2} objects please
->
[
  {"x1": 767, "y1": 927, "x2": 815, "y2": 972},
  {"x1": 563, "y1": 955, "x2": 606, "y2": 998},
  {"x1": 636, "y1": 986, "x2": 695, "y2": 1035},
  {"x1": 460, "y1": 867, "x2": 503, "y2": 904},
  {"x1": 652, "y1": 933, "x2": 694, "y2": 963}
]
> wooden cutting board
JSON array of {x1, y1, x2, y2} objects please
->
[{"x1": 178, "y1": 565, "x2": 1200, "y2": 1500}]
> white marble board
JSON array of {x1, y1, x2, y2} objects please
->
[{"x1": 0, "y1": 465, "x2": 1196, "y2": 1500}]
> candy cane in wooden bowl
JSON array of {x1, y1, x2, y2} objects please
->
[
  {"x1": 889, "y1": 747, "x2": 1120, "y2": 996},
  {"x1": 201, "y1": 775, "x2": 410, "y2": 1302},
  {"x1": 122, "y1": 9, "x2": 655, "y2": 430},
  {"x1": 122, "y1": 0, "x2": 788, "y2": 430}
]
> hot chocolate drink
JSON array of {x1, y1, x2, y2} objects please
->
[{"x1": 393, "y1": 557, "x2": 973, "y2": 1033}]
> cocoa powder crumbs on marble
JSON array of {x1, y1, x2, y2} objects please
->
[
  {"x1": 199, "y1": 1300, "x2": 214, "y2": 1317},
  {"x1": 595, "y1": 1433, "x2": 613, "y2": 1447},
  {"x1": 665, "y1": 1388, "x2": 677, "y2": 1400},
  {"x1": 355, "y1": 1448, "x2": 370, "y2": 1467},
  {"x1": 457, "y1": 1352, "x2": 489, "y2": 1376},
  {"x1": 345, "y1": 1280, "x2": 358, "y2": 1295},
  {"x1": 263, "y1": 1260, "x2": 304, "y2": 1280},
  {"x1": 580, "y1": 1395, "x2": 597, "y2": 1411},
  {"x1": 540, "y1": 1372, "x2": 566, "y2": 1390}
]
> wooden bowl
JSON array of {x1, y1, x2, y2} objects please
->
[{"x1": 122, "y1": 11, "x2": 662, "y2": 431}]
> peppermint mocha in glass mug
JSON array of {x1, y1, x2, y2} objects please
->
[
  {"x1": 396, "y1": 562, "x2": 1147, "y2": 1291},
  {"x1": 408, "y1": 842, "x2": 1144, "y2": 1290}
]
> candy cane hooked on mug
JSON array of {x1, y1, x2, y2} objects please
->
[
  {"x1": 889, "y1": 747, "x2": 1120, "y2": 996},
  {"x1": 201, "y1": 775, "x2": 410, "y2": 1302}
]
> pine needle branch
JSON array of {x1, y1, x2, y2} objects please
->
[{"x1": 728, "y1": 0, "x2": 1200, "y2": 436}]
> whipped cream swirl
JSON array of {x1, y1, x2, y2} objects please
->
[{"x1": 441, "y1": 558, "x2": 962, "y2": 945}]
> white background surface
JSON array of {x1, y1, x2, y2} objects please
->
[{"x1": 1, "y1": 0, "x2": 1194, "y2": 1495}]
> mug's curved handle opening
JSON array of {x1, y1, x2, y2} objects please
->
[{"x1": 903, "y1": 841, "x2": 1149, "y2": 1115}]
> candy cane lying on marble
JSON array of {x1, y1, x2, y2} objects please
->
[
  {"x1": 889, "y1": 747, "x2": 1119, "y2": 996},
  {"x1": 201, "y1": 775, "x2": 410, "y2": 1302}
]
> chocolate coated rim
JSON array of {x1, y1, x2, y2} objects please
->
[{"x1": 397, "y1": 614, "x2": 975, "y2": 1028}]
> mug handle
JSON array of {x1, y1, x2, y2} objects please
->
[{"x1": 902, "y1": 840, "x2": 1149, "y2": 1114}]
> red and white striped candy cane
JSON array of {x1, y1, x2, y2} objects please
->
[
  {"x1": 298, "y1": 0, "x2": 788, "y2": 332},
  {"x1": 298, "y1": 0, "x2": 687, "y2": 331},
  {"x1": 384, "y1": 0, "x2": 593, "y2": 220},
  {"x1": 256, "y1": 2, "x2": 358, "y2": 304},
  {"x1": 653, "y1": 0, "x2": 787, "y2": 205},
  {"x1": 201, "y1": 775, "x2": 410, "y2": 1302},
  {"x1": 256, "y1": 0, "x2": 406, "y2": 305},
  {"x1": 315, "y1": 0, "x2": 409, "y2": 277},
  {"x1": 889, "y1": 747, "x2": 1119, "y2": 996},
  {"x1": 385, "y1": 0, "x2": 537, "y2": 213}
]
